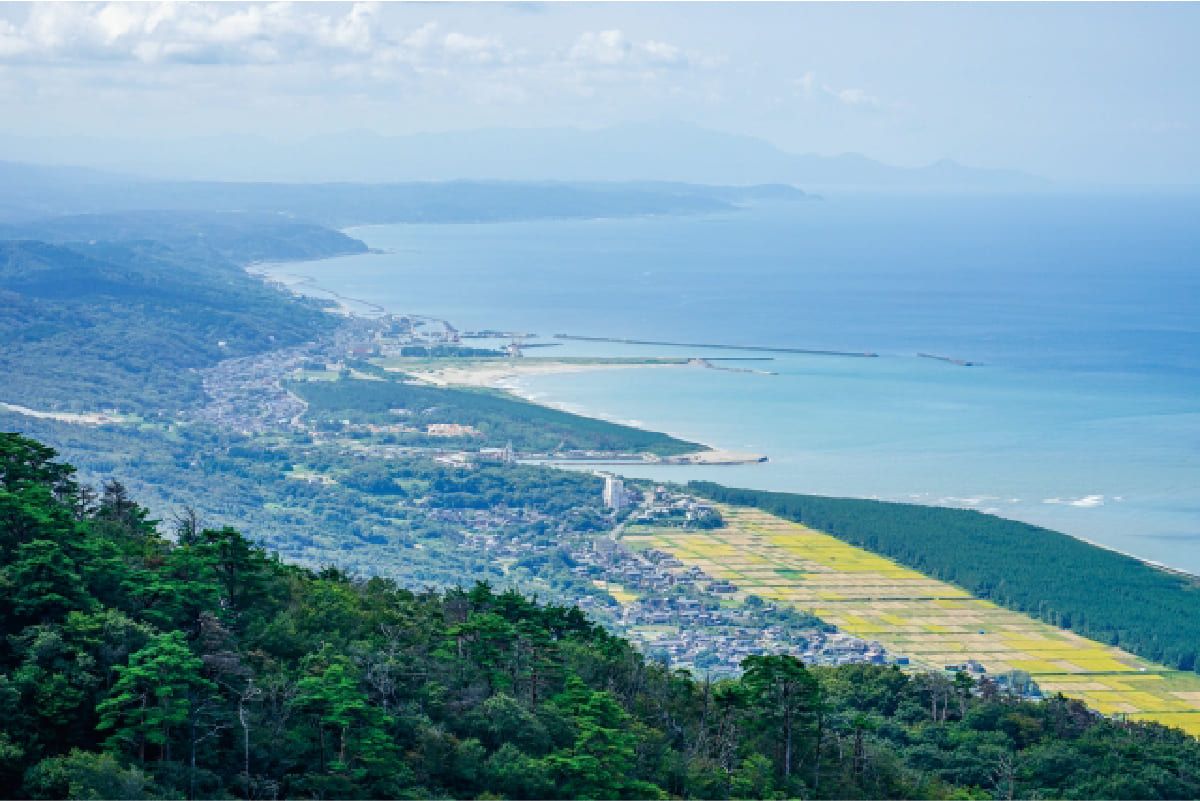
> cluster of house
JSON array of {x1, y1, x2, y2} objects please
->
[
  {"x1": 333, "y1": 313, "x2": 480, "y2": 358},
  {"x1": 190, "y1": 344, "x2": 314, "y2": 434},
  {"x1": 631, "y1": 486, "x2": 721, "y2": 526},
  {"x1": 464, "y1": 532, "x2": 541, "y2": 553},
  {"x1": 436, "y1": 485, "x2": 1040, "y2": 684},
  {"x1": 332, "y1": 421, "x2": 419, "y2": 436},
  {"x1": 933, "y1": 660, "x2": 1043, "y2": 699},
  {"x1": 453, "y1": 505, "x2": 901, "y2": 677},
  {"x1": 431, "y1": 507, "x2": 554, "y2": 533},
  {"x1": 189, "y1": 317, "x2": 511, "y2": 452},
  {"x1": 373, "y1": 314, "x2": 460, "y2": 353},
  {"x1": 569, "y1": 537, "x2": 698, "y2": 593},
  {"x1": 190, "y1": 319, "x2": 387, "y2": 434},
  {"x1": 558, "y1": 533, "x2": 897, "y2": 676},
  {"x1": 191, "y1": 317, "x2": 1021, "y2": 684},
  {"x1": 425, "y1": 423, "x2": 482, "y2": 437},
  {"x1": 631, "y1": 623, "x2": 894, "y2": 677}
]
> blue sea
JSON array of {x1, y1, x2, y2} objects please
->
[{"x1": 270, "y1": 192, "x2": 1200, "y2": 574}]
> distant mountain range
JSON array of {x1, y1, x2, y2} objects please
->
[
  {"x1": 0, "y1": 162, "x2": 809, "y2": 226},
  {"x1": 0, "y1": 121, "x2": 1047, "y2": 188}
]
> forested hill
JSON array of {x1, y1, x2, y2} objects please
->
[
  {"x1": 2, "y1": 432, "x2": 1199, "y2": 800},
  {"x1": 108, "y1": 180, "x2": 808, "y2": 227},
  {"x1": 0, "y1": 210, "x2": 368, "y2": 264},
  {"x1": 0, "y1": 160, "x2": 810, "y2": 227},
  {"x1": 690, "y1": 483, "x2": 1200, "y2": 673},
  {"x1": 0, "y1": 215, "x2": 359, "y2": 413},
  {"x1": 289, "y1": 375, "x2": 701, "y2": 456}
]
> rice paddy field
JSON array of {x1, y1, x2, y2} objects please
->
[
  {"x1": 592, "y1": 580, "x2": 640, "y2": 605},
  {"x1": 622, "y1": 504, "x2": 1200, "y2": 736}
]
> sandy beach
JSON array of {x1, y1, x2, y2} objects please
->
[
  {"x1": 403, "y1": 359, "x2": 689, "y2": 389},
  {"x1": 402, "y1": 359, "x2": 769, "y2": 465}
]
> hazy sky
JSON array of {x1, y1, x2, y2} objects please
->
[{"x1": 2, "y1": 1, "x2": 1198, "y2": 183}]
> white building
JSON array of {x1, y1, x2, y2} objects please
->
[{"x1": 601, "y1": 473, "x2": 628, "y2": 510}]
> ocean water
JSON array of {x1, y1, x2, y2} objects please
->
[{"x1": 270, "y1": 192, "x2": 1200, "y2": 574}]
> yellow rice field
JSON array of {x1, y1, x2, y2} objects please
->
[
  {"x1": 592, "y1": 580, "x2": 640, "y2": 605},
  {"x1": 622, "y1": 505, "x2": 1200, "y2": 736}
]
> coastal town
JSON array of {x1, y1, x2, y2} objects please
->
[
  {"x1": 0, "y1": 288, "x2": 1051, "y2": 693},
  {"x1": 186, "y1": 313, "x2": 761, "y2": 463},
  {"x1": 457, "y1": 476, "x2": 907, "y2": 679},
  {"x1": 187, "y1": 317, "x2": 383, "y2": 434},
  {"x1": 178, "y1": 311, "x2": 1046, "y2": 688}
]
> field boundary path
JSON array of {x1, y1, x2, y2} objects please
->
[{"x1": 621, "y1": 504, "x2": 1200, "y2": 736}]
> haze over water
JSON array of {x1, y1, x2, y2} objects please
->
[{"x1": 277, "y1": 192, "x2": 1200, "y2": 574}]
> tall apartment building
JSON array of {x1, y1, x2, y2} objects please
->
[{"x1": 602, "y1": 473, "x2": 627, "y2": 510}]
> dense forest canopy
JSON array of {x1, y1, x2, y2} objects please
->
[
  {"x1": 0, "y1": 210, "x2": 368, "y2": 263},
  {"x1": 689, "y1": 483, "x2": 1200, "y2": 673},
  {"x1": 290, "y1": 376, "x2": 702, "y2": 456},
  {"x1": 2, "y1": 432, "x2": 1198, "y2": 800}
]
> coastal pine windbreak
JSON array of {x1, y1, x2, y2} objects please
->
[{"x1": 690, "y1": 482, "x2": 1200, "y2": 672}]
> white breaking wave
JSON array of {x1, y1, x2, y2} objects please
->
[{"x1": 1043, "y1": 494, "x2": 1105, "y2": 508}]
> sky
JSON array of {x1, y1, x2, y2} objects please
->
[{"x1": 1, "y1": 1, "x2": 1198, "y2": 184}]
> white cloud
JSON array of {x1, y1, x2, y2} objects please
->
[
  {"x1": 0, "y1": 19, "x2": 32, "y2": 57},
  {"x1": 1, "y1": 2, "x2": 391, "y2": 65},
  {"x1": 315, "y1": 2, "x2": 377, "y2": 52},
  {"x1": 792, "y1": 73, "x2": 897, "y2": 112},
  {"x1": 0, "y1": 5, "x2": 704, "y2": 78},
  {"x1": 791, "y1": 70, "x2": 887, "y2": 109},
  {"x1": 570, "y1": 29, "x2": 694, "y2": 69},
  {"x1": 443, "y1": 31, "x2": 505, "y2": 65},
  {"x1": 94, "y1": 3, "x2": 141, "y2": 44},
  {"x1": 641, "y1": 39, "x2": 685, "y2": 66},
  {"x1": 0, "y1": 2, "x2": 725, "y2": 124},
  {"x1": 403, "y1": 21, "x2": 436, "y2": 51},
  {"x1": 570, "y1": 29, "x2": 631, "y2": 66},
  {"x1": 823, "y1": 83, "x2": 882, "y2": 108},
  {"x1": 795, "y1": 70, "x2": 816, "y2": 97}
]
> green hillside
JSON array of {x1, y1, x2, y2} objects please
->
[
  {"x1": 290, "y1": 375, "x2": 702, "y2": 456},
  {"x1": 0, "y1": 214, "x2": 360, "y2": 413},
  {"x1": 1, "y1": 433, "x2": 1198, "y2": 800}
]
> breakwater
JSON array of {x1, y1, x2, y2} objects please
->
[
  {"x1": 689, "y1": 358, "x2": 776, "y2": 376},
  {"x1": 918, "y1": 352, "x2": 977, "y2": 367},
  {"x1": 555, "y1": 334, "x2": 877, "y2": 358}
]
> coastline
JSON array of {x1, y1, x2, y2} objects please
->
[
  {"x1": 404, "y1": 359, "x2": 688, "y2": 389},
  {"x1": 246, "y1": 258, "x2": 1199, "y2": 578},
  {"x1": 403, "y1": 359, "x2": 769, "y2": 466},
  {"x1": 459, "y1": 358, "x2": 1199, "y2": 578}
]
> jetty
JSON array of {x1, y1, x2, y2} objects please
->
[
  {"x1": 555, "y1": 334, "x2": 877, "y2": 358},
  {"x1": 533, "y1": 449, "x2": 768, "y2": 466},
  {"x1": 689, "y1": 358, "x2": 776, "y2": 376},
  {"x1": 918, "y1": 352, "x2": 977, "y2": 367}
]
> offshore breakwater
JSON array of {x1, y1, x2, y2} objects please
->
[
  {"x1": 276, "y1": 195, "x2": 1200, "y2": 574},
  {"x1": 555, "y1": 333, "x2": 877, "y2": 358}
]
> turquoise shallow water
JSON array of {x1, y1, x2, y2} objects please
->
[{"x1": 270, "y1": 192, "x2": 1200, "y2": 574}]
